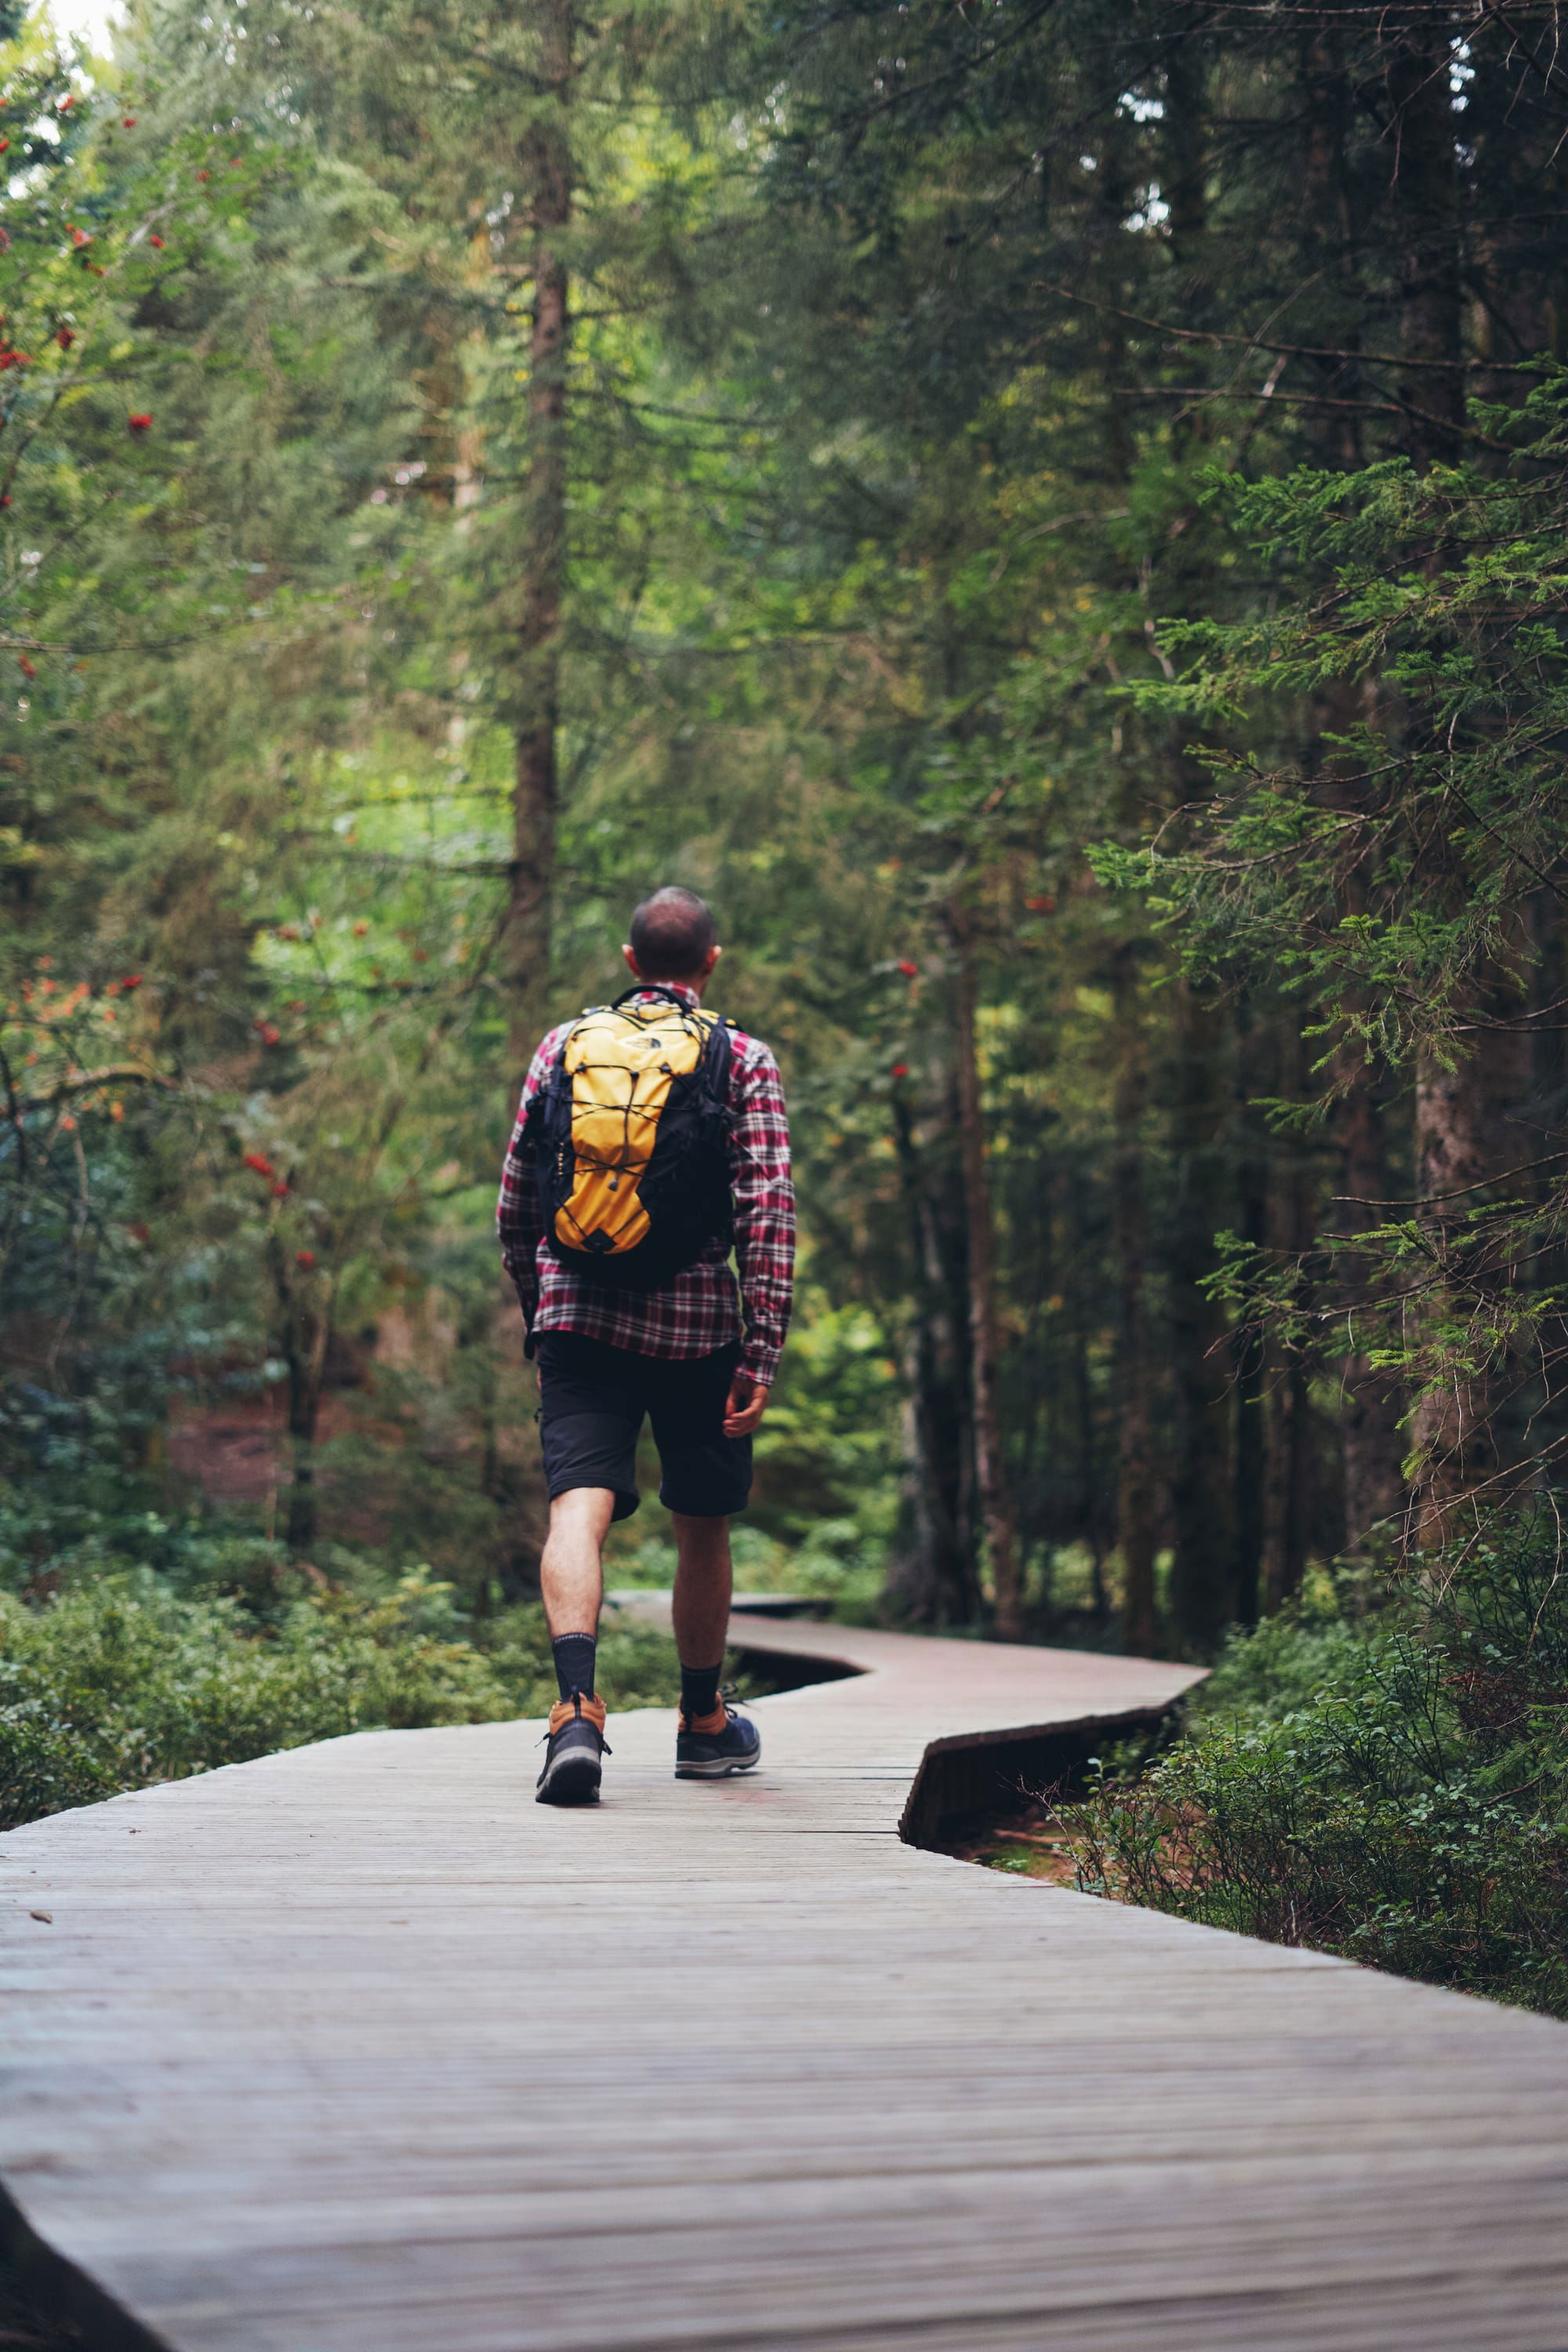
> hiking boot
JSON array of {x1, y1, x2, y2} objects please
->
[
  {"x1": 536, "y1": 1690, "x2": 608, "y2": 1806},
  {"x1": 675, "y1": 1695, "x2": 761, "y2": 1779}
]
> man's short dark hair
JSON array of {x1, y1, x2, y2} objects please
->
[{"x1": 628, "y1": 887, "x2": 717, "y2": 980}]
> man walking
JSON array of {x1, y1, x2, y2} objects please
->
[{"x1": 498, "y1": 887, "x2": 795, "y2": 1804}]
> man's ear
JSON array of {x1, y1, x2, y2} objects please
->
[
  {"x1": 622, "y1": 943, "x2": 641, "y2": 980},
  {"x1": 703, "y1": 944, "x2": 722, "y2": 979}
]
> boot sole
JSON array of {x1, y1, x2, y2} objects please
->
[
  {"x1": 535, "y1": 1751, "x2": 603, "y2": 1805},
  {"x1": 674, "y1": 1752, "x2": 762, "y2": 1779}
]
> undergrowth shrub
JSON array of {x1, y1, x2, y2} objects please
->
[
  {"x1": 1069, "y1": 1515, "x2": 1568, "y2": 2016},
  {"x1": 0, "y1": 1561, "x2": 684, "y2": 1830}
]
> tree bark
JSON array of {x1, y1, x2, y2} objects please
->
[
  {"x1": 1261, "y1": 1011, "x2": 1315, "y2": 1610},
  {"x1": 1161, "y1": 13, "x2": 1207, "y2": 272},
  {"x1": 1334, "y1": 1055, "x2": 1406, "y2": 1551},
  {"x1": 1298, "y1": 29, "x2": 1364, "y2": 466},
  {"x1": 887, "y1": 1087, "x2": 979, "y2": 1625},
  {"x1": 1469, "y1": 16, "x2": 1558, "y2": 397},
  {"x1": 1073, "y1": 1314, "x2": 1109, "y2": 1621},
  {"x1": 272, "y1": 1249, "x2": 332, "y2": 1558},
  {"x1": 1231, "y1": 1001, "x2": 1272, "y2": 1631},
  {"x1": 1410, "y1": 1014, "x2": 1527, "y2": 1545},
  {"x1": 285, "y1": 1361, "x2": 321, "y2": 1557},
  {"x1": 950, "y1": 904, "x2": 1023, "y2": 1640},
  {"x1": 1386, "y1": 23, "x2": 1464, "y2": 465},
  {"x1": 1112, "y1": 948, "x2": 1160, "y2": 1655},
  {"x1": 506, "y1": 0, "x2": 573, "y2": 1082},
  {"x1": 1261, "y1": 1354, "x2": 1311, "y2": 1610},
  {"x1": 1167, "y1": 979, "x2": 1236, "y2": 1651}
]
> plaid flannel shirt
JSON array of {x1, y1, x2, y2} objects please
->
[{"x1": 496, "y1": 985, "x2": 795, "y2": 1385}]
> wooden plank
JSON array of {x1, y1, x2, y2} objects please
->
[{"x1": 1, "y1": 1612, "x2": 1566, "y2": 2351}]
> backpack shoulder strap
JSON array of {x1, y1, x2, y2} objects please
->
[{"x1": 697, "y1": 1010, "x2": 735, "y2": 1109}]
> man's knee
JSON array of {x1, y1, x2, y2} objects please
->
[
  {"x1": 548, "y1": 1485, "x2": 618, "y2": 1539},
  {"x1": 671, "y1": 1511, "x2": 731, "y2": 1566}
]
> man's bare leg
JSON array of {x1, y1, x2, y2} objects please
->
[
  {"x1": 670, "y1": 1510, "x2": 732, "y2": 1678},
  {"x1": 539, "y1": 1486, "x2": 616, "y2": 1639},
  {"x1": 671, "y1": 1512, "x2": 760, "y2": 1774},
  {"x1": 534, "y1": 1487, "x2": 616, "y2": 1805}
]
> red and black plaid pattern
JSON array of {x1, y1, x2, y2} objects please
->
[{"x1": 497, "y1": 985, "x2": 796, "y2": 1385}]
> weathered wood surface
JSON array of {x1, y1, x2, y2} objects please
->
[{"x1": 2, "y1": 1610, "x2": 1567, "y2": 2352}]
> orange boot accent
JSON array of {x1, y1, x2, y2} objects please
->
[
  {"x1": 548, "y1": 1691, "x2": 608, "y2": 1738},
  {"x1": 681, "y1": 1700, "x2": 729, "y2": 1737}
]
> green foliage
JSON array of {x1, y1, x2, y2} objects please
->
[
  {"x1": 0, "y1": 1555, "x2": 685, "y2": 1829},
  {"x1": 1072, "y1": 1516, "x2": 1568, "y2": 2016},
  {"x1": 752, "y1": 1305, "x2": 899, "y2": 1544},
  {"x1": 1187, "y1": 1577, "x2": 1385, "y2": 1725},
  {"x1": 1113, "y1": 381, "x2": 1568, "y2": 1069},
  {"x1": 1091, "y1": 377, "x2": 1568, "y2": 1511}
]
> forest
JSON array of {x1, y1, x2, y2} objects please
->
[{"x1": 2, "y1": 0, "x2": 1566, "y2": 2009}]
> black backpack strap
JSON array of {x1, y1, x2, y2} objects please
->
[{"x1": 703, "y1": 1012, "x2": 734, "y2": 1105}]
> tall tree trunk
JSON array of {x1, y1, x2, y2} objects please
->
[
  {"x1": 1112, "y1": 948, "x2": 1160, "y2": 1656},
  {"x1": 887, "y1": 1088, "x2": 978, "y2": 1625},
  {"x1": 1092, "y1": 111, "x2": 1137, "y2": 485},
  {"x1": 950, "y1": 905, "x2": 1022, "y2": 1639},
  {"x1": 1156, "y1": 24, "x2": 1232, "y2": 1649},
  {"x1": 506, "y1": 0, "x2": 573, "y2": 1081},
  {"x1": 1387, "y1": 23, "x2": 1464, "y2": 465},
  {"x1": 1231, "y1": 1004, "x2": 1269, "y2": 1632},
  {"x1": 1162, "y1": 9, "x2": 1208, "y2": 308},
  {"x1": 1261, "y1": 1011, "x2": 1315, "y2": 1610},
  {"x1": 1261, "y1": 1355, "x2": 1311, "y2": 1611},
  {"x1": 1410, "y1": 1012, "x2": 1528, "y2": 1545},
  {"x1": 1391, "y1": 18, "x2": 1526, "y2": 1540},
  {"x1": 1291, "y1": 31, "x2": 1393, "y2": 1548},
  {"x1": 1073, "y1": 1316, "x2": 1109, "y2": 1621},
  {"x1": 1167, "y1": 979, "x2": 1236, "y2": 1651},
  {"x1": 1388, "y1": 29, "x2": 1532, "y2": 1544},
  {"x1": 273, "y1": 1251, "x2": 332, "y2": 1558},
  {"x1": 1525, "y1": 889, "x2": 1568, "y2": 1487},
  {"x1": 284, "y1": 1359, "x2": 320, "y2": 1556},
  {"x1": 1299, "y1": 29, "x2": 1363, "y2": 466},
  {"x1": 1334, "y1": 1055, "x2": 1406, "y2": 1552}
]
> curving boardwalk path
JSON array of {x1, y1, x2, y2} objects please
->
[{"x1": 2, "y1": 1610, "x2": 1568, "y2": 2351}]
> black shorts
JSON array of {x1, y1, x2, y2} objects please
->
[{"x1": 535, "y1": 1332, "x2": 752, "y2": 1523}]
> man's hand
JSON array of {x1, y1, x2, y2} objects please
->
[{"x1": 723, "y1": 1371, "x2": 771, "y2": 1439}]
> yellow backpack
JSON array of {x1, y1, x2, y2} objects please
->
[{"x1": 526, "y1": 985, "x2": 736, "y2": 1290}]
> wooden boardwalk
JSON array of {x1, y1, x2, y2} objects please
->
[{"x1": 3, "y1": 1608, "x2": 1568, "y2": 2351}]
